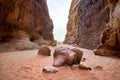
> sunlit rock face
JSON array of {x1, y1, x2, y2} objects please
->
[
  {"x1": 0, "y1": 0, "x2": 54, "y2": 52},
  {"x1": 94, "y1": 0, "x2": 120, "y2": 57},
  {"x1": 64, "y1": 0, "x2": 109, "y2": 49},
  {"x1": 64, "y1": 0, "x2": 80, "y2": 44}
]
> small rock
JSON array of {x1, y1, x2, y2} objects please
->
[
  {"x1": 94, "y1": 65, "x2": 103, "y2": 71},
  {"x1": 38, "y1": 45, "x2": 51, "y2": 56},
  {"x1": 42, "y1": 66, "x2": 58, "y2": 73},
  {"x1": 79, "y1": 64, "x2": 92, "y2": 70},
  {"x1": 81, "y1": 58, "x2": 86, "y2": 62}
]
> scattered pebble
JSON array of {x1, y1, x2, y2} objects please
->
[
  {"x1": 79, "y1": 64, "x2": 92, "y2": 70},
  {"x1": 94, "y1": 65, "x2": 103, "y2": 71},
  {"x1": 81, "y1": 58, "x2": 86, "y2": 62},
  {"x1": 42, "y1": 66, "x2": 58, "y2": 73}
]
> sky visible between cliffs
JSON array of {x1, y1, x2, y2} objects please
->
[{"x1": 47, "y1": 0, "x2": 72, "y2": 42}]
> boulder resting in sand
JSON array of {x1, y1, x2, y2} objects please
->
[
  {"x1": 38, "y1": 45, "x2": 51, "y2": 56},
  {"x1": 53, "y1": 47, "x2": 83, "y2": 67}
]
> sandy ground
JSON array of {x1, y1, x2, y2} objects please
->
[{"x1": 0, "y1": 44, "x2": 120, "y2": 80}]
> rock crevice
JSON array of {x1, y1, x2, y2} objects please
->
[{"x1": 94, "y1": 0, "x2": 120, "y2": 57}]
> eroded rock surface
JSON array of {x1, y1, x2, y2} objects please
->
[
  {"x1": 38, "y1": 45, "x2": 51, "y2": 56},
  {"x1": 64, "y1": 0, "x2": 109, "y2": 49},
  {"x1": 0, "y1": 0, "x2": 55, "y2": 52},
  {"x1": 94, "y1": 0, "x2": 120, "y2": 57},
  {"x1": 64, "y1": 0, "x2": 80, "y2": 44},
  {"x1": 53, "y1": 47, "x2": 83, "y2": 67}
]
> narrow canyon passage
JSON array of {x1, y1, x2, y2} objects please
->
[
  {"x1": 47, "y1": 0, "x2": 72, "y2": 42},
  {"x1": 0, "y1": 0, "x2": 120, "y2": 80}
]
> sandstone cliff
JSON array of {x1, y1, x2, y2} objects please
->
[
  {"x1": 65, "y1": 0, "x2": 120, "y2": 57},
  {"x1": 94, "y1": 0, "x2": 120, "y2": 57},
  {"x1": 64, "y1": 0, "x2": 109, "y2": 49},
  {"x1": 64, "y1": 0, "x2": 80, "y2": 44},
  {"x1": 0, "y1": 0, "x2": 55, "y2": 52}
]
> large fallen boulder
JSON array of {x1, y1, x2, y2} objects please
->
[{"x1": 53, "y1": 47, "x2": 83, "y2": 67}]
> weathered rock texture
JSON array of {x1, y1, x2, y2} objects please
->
[
  {"x1": 64, "y1": 0, "x2": 110, "y2": 49},
  {"x1": 94, "y1": 0, "x2": 120, "y2": 57},
  {"x1": 0, "y1": 0, "x2": 55, "y2": 52},
  {"x1": 38, "y1": 45, "x2": 51, "y2": 56},
  {"x1": 64, "y1": 0, "x2": 80, "y2": 44},
  {"x1": 53, "y1": 47, "x2": 83, "y2": 67}
]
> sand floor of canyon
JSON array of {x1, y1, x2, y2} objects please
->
[{"x1": 0, "y1": 44, "x2": 120, "y2": 80}]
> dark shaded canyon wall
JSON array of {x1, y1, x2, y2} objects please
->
[
  {"x1": 0, "y1": 0, "x2": 55, "y2": 52},
  {"x1": 94, "y1": 0, "x2": 120, "y2": 57},
  {"x1": 64, "y1": 0, "x2": 109, "y2": 49},
  {"x1": 0, "y1": 0, "x2": 54, "y2": 43}
]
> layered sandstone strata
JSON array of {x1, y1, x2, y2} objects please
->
[
  {"x1": 94, "y1": 0, "x2": 120, "y2": 57},
  {"x1": 64, "y1": 0, "x2": 109, "y2": 49},
  {"x1": 64, "y1": 0, "x2": 80, "y2": 44},
  {"x1": 0, "y1": 0, "x2": 55, "y2": 52}
]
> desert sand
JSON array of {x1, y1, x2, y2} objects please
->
[{"x1": 0, "y1": 44, "x2": 120, "y2": 80}]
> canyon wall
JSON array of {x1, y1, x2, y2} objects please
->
[
  {"x1": 65, "y1": 0, "x2": 120, "y2": 57},
  {"x1": 64, "y1": 0, "x2": 109, "y2": 49},
  {"x1": 0, "y1": 0, "x2": 55, "y2": 52},
  {"x1": 64, "y1": 0, "x2": 80, "y2": 44},
  {"x1": 94, "y1": 0, "x2": 120, "y2": 57}
]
